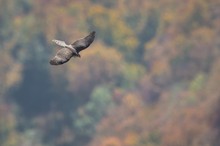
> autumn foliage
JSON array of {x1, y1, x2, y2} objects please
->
[{"x1": 0, "y1": 0, "x2": 220, "y2": 146}]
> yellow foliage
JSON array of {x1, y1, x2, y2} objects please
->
[
  {"x1": 151, "y1": 59, "x2": 170, "y2": 76},
  {"x1": 191, "y1": 27, "x2": 214, "y2": 44},
  {"x1": 162, "y1": 10, "x2": 176, "y2": 23},
  {"x1": 122, "y1": 93, "x2": 141, "y2": 110},
  {"x1": 6, "y1": 64, "x2": 22, "y2": 88},
  {"x1": 101, "y1": 137, "x2": 122, "y2": 146},
  {"x1": 3, "y1": 131, "x2": 20, "y2": 146},
  {"x1": 124, "y1": 132, "x2": 138, "y2": 146},
  {"x1": 87, "y1": 4, "x2": 138, "y2": 52}
]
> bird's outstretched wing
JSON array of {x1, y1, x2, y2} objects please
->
[
  {"x1": 50, "y1": 48, "x2": 73, "y2": 65},
  {"x1": 52, "y1": 39, "x2": 67, "y2": 48},
  {"x1": 71, "y1": 31, "x2": 96, "y2": 53}
]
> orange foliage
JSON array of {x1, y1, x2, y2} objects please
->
[{"x1": 1, "y1": 0, "x2": 220, "y2": 146}]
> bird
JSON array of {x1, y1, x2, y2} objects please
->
[{"x1": 50, "y1": 31, "x2": 96, "y2": 65}]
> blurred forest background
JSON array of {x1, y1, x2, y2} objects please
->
[{"x1": 0, "y1": 0, "x2": 220, "y2": 146}]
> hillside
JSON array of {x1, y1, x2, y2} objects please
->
[{"x1": 0, "y1": 0, "x2": 220, "y2": 146}]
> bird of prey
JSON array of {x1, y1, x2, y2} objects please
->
[{"x1": 50, "y1": 31, "x2": 96, "y2": 65}]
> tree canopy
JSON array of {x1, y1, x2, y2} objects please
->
[{"x1": 0, "y1": 0, "x2": 220, "y2": 146}]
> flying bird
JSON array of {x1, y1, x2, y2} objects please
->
[{"x1": 50, "y1": 31, "x2": 96, "y2": 65}]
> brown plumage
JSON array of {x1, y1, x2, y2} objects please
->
[{"x1": 50, "y1": 31, "x2": 96, "y2": 65}]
